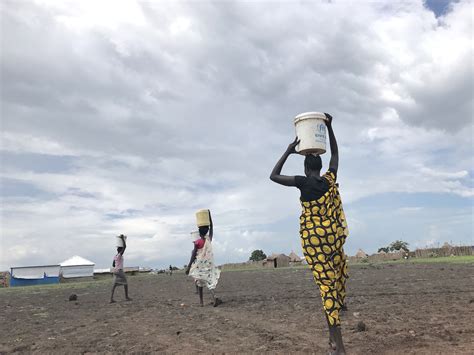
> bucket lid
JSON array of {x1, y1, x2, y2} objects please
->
[{"x1": 294, "y1": 111, "x2": 327, "y2": 124}]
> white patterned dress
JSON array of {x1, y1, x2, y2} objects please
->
[{"x1": 189, "y1": 235, "x2": 221, "y2": 290}]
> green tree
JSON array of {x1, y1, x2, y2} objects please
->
[
  {"x1": 389, "y1": 240, "x2": 409, "y2": 252},
  {"x1": 249, "y1": 249, "x2": 267, "y2": 261},
  {"x1": 378, "y1": 247, "x2": 390, "y2": 253}
]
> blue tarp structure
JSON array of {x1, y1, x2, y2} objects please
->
[
  {"x1": 10, "y1": 265, "x2": 60, "y2": 287},
  {"x1": 10, "y1": 274, "x2": 59, "y2": 287}
]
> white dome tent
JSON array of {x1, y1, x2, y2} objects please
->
[{"x1": 60, "y1": 256, "x2": 95, "y2": 279}]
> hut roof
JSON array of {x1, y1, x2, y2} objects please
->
[
  {"x1": 266, "y1": 253, "x2": 278, "y2": 260},
  {"x1": 267, "y1": 253, "x2": 290, "y2": 260},
  {"x1": 288, "y1": 251, "x2": 301, "y2": 261},
  {"x1": 60, "y1": 255, "x2": 95, "y2": 267},
  {"x1": 355, "y1": 249, "x2": 368, "y2": 258}
]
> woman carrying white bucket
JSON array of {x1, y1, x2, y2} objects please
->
[
  {"x1": 110, "y1": 234, "x2": 132, "y2": 303},
  {"x1": 270, "y1": 113, "x2": 349, "y2": 355},
  {"x1": 185, "y1": 210, "x2": 222, "y2": 307}
]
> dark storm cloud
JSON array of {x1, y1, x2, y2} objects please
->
[
  {"x1": 395, "y1": 58, "x2": 473, "y2": 131},
  {"x1": 0, "y1": 0, "x2": 472, "y2": 270}
]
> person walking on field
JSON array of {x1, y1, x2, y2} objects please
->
[
  {"x1": 110, "y1": 234, "x2": 132, "y2": 303},
  {"x1": 186, "y1": 210, "x2": 222, "y2": 307},
  {"x1": 270, "y1": 113, "x2": 349, "y2": 355}
]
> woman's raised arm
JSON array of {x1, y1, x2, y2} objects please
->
[
  {"x1": 324, "y1": 113, "x2": 339, "y2": 174},
  {"x1": 269, "y1": 138, "x2": 299, "y2": 186}
]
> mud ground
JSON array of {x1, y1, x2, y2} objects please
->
[{"x1": 1, "y1": 262, "x2": 473, "y2": 354}]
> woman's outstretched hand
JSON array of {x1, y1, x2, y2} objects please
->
[
  {"x1": 324, "y1": 112, "x2": 333, "y2": 126},
  {"x1": 287, "y1": 137, "x2": 300, "y2": 154}
]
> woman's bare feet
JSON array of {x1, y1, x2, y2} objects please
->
[
  {"x1": 329, "y1": 325, "x2": 346, "y2": 355},
  {"x1": 329, "y1": 351, "x2": 346, "y2": 355}
]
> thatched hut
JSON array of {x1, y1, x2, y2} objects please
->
[
  {"x1": 355, "y1": 249, "x2": 368, "y2": 258},
  {"x1": 288, "y1": 251, "x2": 302, "y2": 266},
  {"x1": 442, "y1": 242, "x2": 452, "y2": 249},
  {"x1": 263, "y1": 254, "x2": 291, "y2": 268}
]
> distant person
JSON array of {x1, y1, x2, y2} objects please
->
[
  {"x1": 110, "y1": 234, "x2": 132, "y2": 303},
  {"x1": 169, "y1": 265, "x2": 173, "y2": 276},
  {"x1": 270, "y1": 113, "x2": 349, "y2": 355},
  {"x1": 186, "y1": 210, "x2": 222, "y2": 307}
]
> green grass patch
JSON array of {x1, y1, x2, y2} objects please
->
[
  {"x1": 222, "y1": 256, "x2": 474, "y2": 272},
  {"x1": 348, "y1": 255, "x2": 474, "y2": 266},
  {"x1": 382, "y1": 255, "x2": 474, "y2": 264},
  {"x1": 0, "y1": 273, "x2": 155, "y2": 294}
]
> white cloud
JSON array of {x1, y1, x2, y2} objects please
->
[{"x1": 1, "y1": 0, "x2": 472, "y2": 269}]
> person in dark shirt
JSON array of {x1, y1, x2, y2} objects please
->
[{"x1": 270, "y1": 113, "x2": 349, "y2": 355}]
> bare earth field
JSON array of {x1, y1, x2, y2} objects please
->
[{"x1": 1, "y1": 262, "x2": 474, "y2": 354}]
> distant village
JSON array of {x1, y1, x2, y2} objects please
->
[
  {"x1": 218, "y1": 243, "x2": 474, "y2": 270},
  {"x1": 215, "y1": 243, "x2": 474, "y2": 271},
  {"x1": 1, "y1": 243, "x2": 472, "y2": 288}
]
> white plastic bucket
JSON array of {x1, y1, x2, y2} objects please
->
[
  {"x1": 116, "y1": 235, "x2": 127, "y2": 247},
  {"x1": 294, "y1": 112, "x2": 327, "y2": 155},
  {"x1": 195, "y1": 209, "x2": 210, "y2": 227}
]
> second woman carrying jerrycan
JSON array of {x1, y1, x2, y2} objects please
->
[{"x1": 186, "y1": 209, "x2": 222, "y2": 307}]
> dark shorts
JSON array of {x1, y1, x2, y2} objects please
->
[{"x1": 113, "y1": 270, "x2": 127, "y2": 285}]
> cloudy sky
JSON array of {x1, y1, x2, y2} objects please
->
[{"x1": 1, "y1": 0, "x2": 472, "y2": 270}]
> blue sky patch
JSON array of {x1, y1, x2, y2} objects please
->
[
  {"x1": 0, "y1": 177, "x2": 51, "y2": 198},
  {"x1": 1, "y1": 151, "x2": 77, "y2": 174},
  {"x1": 424, "y1": 0, "x2": 457, "y2": 17}
]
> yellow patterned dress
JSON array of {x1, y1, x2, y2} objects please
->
[{"x1": 299, "y1": 170, "x2": 349, "y2": 326}]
